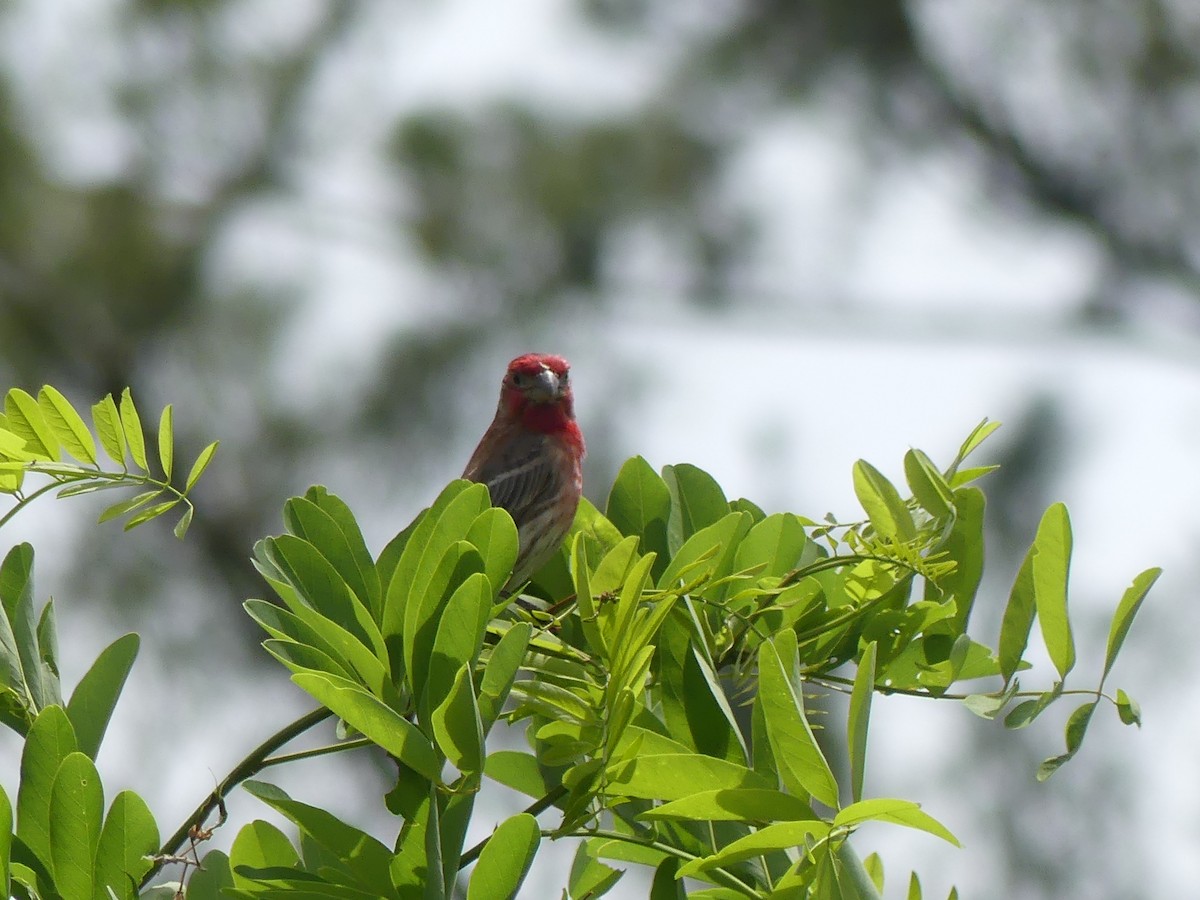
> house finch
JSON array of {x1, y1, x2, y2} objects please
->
[{"x1": 463, "y1": 353, "x2": 585, "y2": 595}]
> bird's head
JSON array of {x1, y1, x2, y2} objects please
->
[{"x1": 500, "y1": 353, "x2": 577, "y2": 434}]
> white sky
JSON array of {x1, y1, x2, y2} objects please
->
[{"x1": 2, "y1": 1, "x2": 1198, "y2": 898}]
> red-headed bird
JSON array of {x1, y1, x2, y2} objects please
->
[{"x1": 463, "y1": 353, "x2": 585, "y2": 595}]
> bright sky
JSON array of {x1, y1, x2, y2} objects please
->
[{"x1": 3, "y1": 1, "x2": 1199, "y2": 898}]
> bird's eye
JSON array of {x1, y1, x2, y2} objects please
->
[
  {"x1": 559, "y1": 369, "x2": 570, "y2": 383},
  {"x1": 510, "y1": 371, "x2": 528, "y2": 388}
]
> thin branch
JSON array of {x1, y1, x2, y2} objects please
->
[
  {"x1": 458, "y1": 784, "x2": 569, "y2": 869},
  {"x1": 142, "y1": 706, "x2": 333, "y2": 887}
]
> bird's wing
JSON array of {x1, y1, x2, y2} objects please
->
[{"x1": 465, "y1": 430, "x2": 559, "y2": 522}]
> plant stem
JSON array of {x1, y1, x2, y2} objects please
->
[
  {"x1": 261, "y1": 736, "x2": 372, "y2": 767},
  {"x1": 458, "y1": 784, "x2": 568, "y2": 868},
  {"x1": 142, "y1": 706, "x2": 333, "y2": 887}
]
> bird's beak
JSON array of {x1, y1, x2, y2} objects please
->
[{"x1": 526, "y1": 368, "x2": 562, "y2": 403}]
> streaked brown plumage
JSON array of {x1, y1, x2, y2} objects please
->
[{"x1": 463, "y1": 353, "x2": 585, "y2": 594}]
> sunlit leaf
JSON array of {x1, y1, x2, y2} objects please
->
[
  {"x1": 757, "y1": 633, "x2": 839, "y2": 808},
  {"x1": 904, "y1": 449, "x2": 952, "y2": 518},
  {"x1": 605, "y1": 753, "x2": 773, "y2": 801},
  {"x1": 1116, "y1": 689, "x2": 1141, "y2": 727},
  {"x1": 93, "y1": 790, "x2": 158, "y2": 900},
  {"x1": 49, "y1": 751, "x2": 104, "y2": 900},
  {"x1": 676, "y1": 820, "x2": 831, "y2": 878},
  {"x1": 466, "y1": 813, "x2": 539, "y2": 900},
  {"x1": 122, "y1": 499, "x2": 179, "y2": 531},
  {"x1": 1031, "y1": 503, "x2": 1074, "y2": 680},
  {"x1": 118, "y1": 389, "x2": 147, "y2": 471},
  {"x1": 638, "y1": 788, "x2": 815, "y2": 823},
  {"x1": 291, "y1": 671, "x2": 440, "y2": 780},
  {"x1": 848, "y1": 642, "x2": 877, "y2": 804},
  {"x1": 1103, "y1": 567, "x2": 1160, "y2": 681},
  {"x1": 184, "y1": 441, "x2": 219, "y2": 493},
  {"x1": 4, "y1": 389, "x2": 57, "y2": 460},
  {"x1": 853, "y1": 459, "x2": 915, "y2": 542},
  {"x1": 65, "y1": 633, "x2": 138, "y2": 760},
  {"x1": 834, "y1": 798, "x2": 960, "y2": 846},
  {"x1": 606, "y1": 456, "x2": 672, "y2": 574},
  {"x1": 91, "y1": 395, "x2": 126, "y2": 468},
  {"x1": 157, "y1": 404, "x2": 173, "y2": 480},
  {"x1": 37, "y1": 386, "x2": 96, "y2": 465},
  {"x1": 998, "y1": 544, "x2": 1036, "y2": 685}
]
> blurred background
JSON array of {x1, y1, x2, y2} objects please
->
[{"x1": 1, "y1": 1, "x2": 1198, "y2": 897}]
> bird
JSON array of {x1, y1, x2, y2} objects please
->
[{"x1": 463, "y1": 353, "x2": 585, "y2": 596}]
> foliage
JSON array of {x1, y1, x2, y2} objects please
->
[{"x1": 0, "y1": 388, "x2": 1158, "y2": 899}]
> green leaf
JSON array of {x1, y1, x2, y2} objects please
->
[
  {"x1": 65, "y1": 634, "x2": 138, "y2": 760},
  {"x1": 466, "y1": 507, "x2": 519, "y2": 599},
  {"x1": 173, "y1": 505, "x2": 194, "y2": 540},
  {"x1": 117, "y1": 390, "x2": 147, "y2": 472},
  {"x1": 606, "y1": 457, "x2": 672, "y2": 574},
  {"x1": 478, "y1": 622, "x2": 531, "y2": 730},
  {"x1": 184, "y1": 441, "x2": 219, "y2": 493},
  {"x1": 92, "y1": 790, "x2": 158, "y2": 900},
  {"x1": 243, "y1": 599, "x2": 358, "y2": 684},
  {"x1": 732, "y1": 513, "x2": 809, "y2": 580},
  {"x1": 291, "y1": 672, "x2": 440, "y2": 780},
  {"x1": 157, "y1": 405, "x2": 173, "y2": 480},
  {"x1": 903, "y1": 449, "x2": 952, "y2": 518},
  {"x1": 757, "y1": 633, "x2": 839, "y2": 808},
  {"x1": 676, "y1": 820, "x2": 831, "y2": 879},
  {"x1": 605, "y1": 753, "x2": 773, "y2": 802},
  {"x1": 655, "y1": 616, "x2": 744, "y2": 763},
  {"x1": 1103, "y1": 567, "x2": 1160, "y2": 681},
  {"x1": 390, "y1": 481, "x2": 489, "y2": 680},
  {"x1": 1, "y1": 543, "x2": 55, "y2": 714},
  {"x1": 568, "y1": 841, "x2": 623, "y2": 900},
  {"x1": 284, "y1": 494, "x2": 381, "y2": 624},
  {"x1": 638, "y1": 788, "x2": 815, "y2": 823},
  {"x1": 304, "y1": 487, "x2": 382, "y2": 611},
  {"x1": 0, "y1": 785, "x2": 11, "y2": 899},
  {"x1": 265, "y1": 534, "x2": 385, "y2": 676},
  {"x1": 37, "y1": 387, "x2": 96, "y2": 465},
  {"x1": 998, "y1": 543, "x2": 1036, "y2": 684},
  {"x1": 1031, "y1": 503, "x2": 1074, "y2": 679},
  {"x1": 656, "y1": 511, "x2": 750, "y2": 592},
  {"x1": 848, "y1": 642, "x2": 877, "y2": 804},
  {"x1": 426, "y1": 573, "x2": 491, "y2": 717},
  {"x1": 466, "y1": 813, "x2": 539, "y2": 900},
  {"x1": 862, "y1": 852, "x2": 885, "y2": 893},
  {"x1": 228, "y1": 820, "x2": 300, "y2": 890},
  {"x1": 945, "y1": 418, "x2": 1001, "y2": 478},
  {"x1": 4, "y1": 389, "x2": 57, "y2": 460},
  {"x1": 241, "y1": 781, "x2": 394, "y2": 897},
  {"x1": 662, "y1": 463, "x2": 728, "y2": 553},
  {"x1": 186, "y1": 850, "x2": 234, "y2": 900},
  {"x1": 649, "y1": 858, "x2": 685, "y2": 900},
  {"x1": 1003, "y1": 686, "x2": 1059, "y2": 730},
  {"x1": 483, "y1": 751, "x2": 556, "y2": 801},
  {"x1": 432, "y1": 664, "x2": 484, "y2": 774},
  {"x1": 49, "y1": 751, "x2": 104, "y2": 900},
  {"x1": 1036, "y1": 700, "x2": 1098, "y2": 781},
  {"x1": 97, "y1": 490, "x2": 160, "y2": 525},
  {"x1": 852, "y1": 459, "x2": 915, "y2": 542},
  {"x1": 405, "y1": 541, "x2": 486, "y2": 706},
  {"x1": 834, "y1": 798, "x2": 960, "y2": 846},
  {"x1": 16, "y1": 706, "x2": 78, "y2": 872},
  {"x1": 122, "y1": 499, "x2": 179, "y2": 531},
  {"x1": 90, "y1": 396, "x2": 126, "y2": 468},
  {"x1": 1116, "y1": 689, "x2": 1141, "y2": 727},
  {"x1": 925, "y1": 487, "x2": 985, "y2": 632}
]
